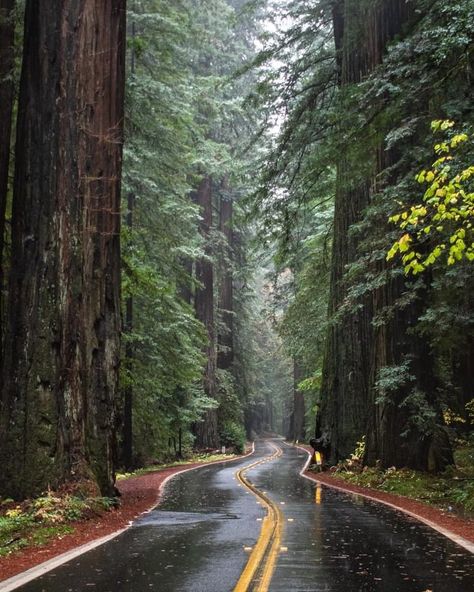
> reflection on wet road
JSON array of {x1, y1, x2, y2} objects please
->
[
  {"x1": 8, "y1": 440, "x2": 474, "y2": 592},
  {"x1": 249, "y1": 442, "x2": 474, "y2": 591}
]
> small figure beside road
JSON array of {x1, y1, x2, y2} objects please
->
[{"x1": 309, "y1": 432, "x2": 331, "y2": 471}]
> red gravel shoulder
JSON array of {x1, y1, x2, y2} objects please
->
[
  {"x1": 0, "y1": 458, "x2": 241, "y2": 583},
  {"x1": 297, "y1": 444, "x2": 474, "y2": 545}
]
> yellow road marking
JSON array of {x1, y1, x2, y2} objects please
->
[{"x1": 233, "y1": 443, "x2": 284, "y2": 592}]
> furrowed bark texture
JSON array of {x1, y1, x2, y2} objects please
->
[
  {"x1": 0, "y1": 0, "x2": 126, "y2": 498},
  {"x1": 0, "y1": 0, "x2": 15, "y2": 351},
  {"x1": 365, "y1": 272, "x2": 453, "y2": 470},
  {"x1": 365, "y1": 164, "x2": 453, "y2": 471},
  {"x1": 317, "y1": 0, "x2": 415, "y2": 464},
  {"x1": 193, "y1": 177, "x2": 219, "y2": 449}
]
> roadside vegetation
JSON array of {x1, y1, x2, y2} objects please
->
[
  {"x1": 326, "y1": 434, "x2": 474, "y2": 517},
  {"x1": 116, "y1": 450, "x2": 241, "y2": 481},
  {"x1": 0, "y1": 449, "x2": 243, "y2": 559},
  {"x1": 0, "y1": 494, "x2": 114, "y2": 558}
]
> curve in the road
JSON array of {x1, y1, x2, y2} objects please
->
[
  {"x1": 291, "y1": 442, "x2": 474, "y2": 555},
  {"x1": 0, "y1": 446, "x2": 258, "y2": 592},
  {"x1": 233, "y1": 442, "x2": 283, "y2": 592}
]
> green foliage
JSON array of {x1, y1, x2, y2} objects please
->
[
  {"x1": 31, "y1": 492, "x2": 116, "y2": 524},
  {"x1": 375, "y1": 360, "x2": 415, "y2": 402},
  {"x1": 337, "y1": 449, "x2": 474, "y2": 515},
  {"x1": 219, "y1": 421, "x2": 246, "y2": 453},
  {"x1": 233, "y1": 263, "x2": 294, "y2": 437},
  {"x1": 0, "y1": 492, "x2": 115, "y2": 557},
  {"x1": 350, "y1": 436, "x2": 366, "y2": 462},
  {"x1": 0, "y1": 512, "x2": 73, "y2": 557},
  {"x1": 121, "y1": 0, "x2": 268, "y2": 463},
  {"x1": 388, "y1": 121, "x2": 474, "y2": 273},
  {"x1": 249, "y1": 0, "x2": 474, "y2": 461}
]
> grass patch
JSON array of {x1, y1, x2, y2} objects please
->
[
  {"x1": 0, "y1": 492, "x2": 116, "y2": 558},
  {"x1": 116, "y1": 452, "x2": 237, "y2": 481}
]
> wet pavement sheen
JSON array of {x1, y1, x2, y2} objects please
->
[
  {"x1": 10, "y1": 440, "x2": 474, "y2": 592},
  {"x1": 248, "y1": 442, "x2": 474, "y2": 592}
]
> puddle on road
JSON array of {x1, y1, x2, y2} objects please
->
[{"x1": 133, "y1": 510, "x2": 239, "y2": 527}]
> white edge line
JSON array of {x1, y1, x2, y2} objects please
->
[
  {"x1": 289, "y1": 442, "x2": 474, "y2": 555},
  {"x1": 0, "y1": 443, "x2": 256, "y2": 592}
]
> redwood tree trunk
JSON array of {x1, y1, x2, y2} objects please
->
[
  {"x1": 317, "y1": 0, "x2": 418, "y2": 464},
  {"x1": 0, "y1": 0, "x2": 15, "y2": 354},
  {"x1": 316, "y1": 0, "x2": 376, "y2": 463},
  {"x1": 193, "y1": 177, "x2": 219, "y2": 449},
  {"x1": 0, "y1": 0, "x2": 126, "y2": 498},
  {"x1": 318, "y1": 0, "x2": 451, "y2": 470}
]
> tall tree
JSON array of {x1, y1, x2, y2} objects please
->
[
  {"x1": 316, "y1": 0, "x2": 419, "y2": 464},
  {"x1": 252, "y1": 0, "x2": 460, "y2": 469},
  {"x1": 0, "y1": 0, "x2": 126, "y2": 498},
  {"x1": 193, "y1": 177, "x2": 219, "y2": 448},
  {"x1": 0, "y1": 0, "x2": 15, "y2": 351}
]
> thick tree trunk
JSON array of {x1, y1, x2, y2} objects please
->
[
  {"x1": 365, "y1": 150, "x2": 453, "y2": 472},
  {"x1": 318, "y1": 0, "x2": 451, "y2": 470},
  {"x1": 365, "y1": 275, "x2": 453, "y2": 470},
  {"x1": 0, "y1": 0, "x2": 126, "y2": 499},
  {"x1": 122, "y1": 18, "x2": 136, "y2": 471},
  {"x1": 217, "y1": 192, "x2": 234, "y2": 371},
  {"x1": 317, "y1": 0, "x2": 419, "y2": 464},
  {"x1": 316, "y1": 0, "x2": 377, "y2": 463},
  {"x1": 0, "y1": 0, "x2": 15, "y2": 355},
  {"x1": 193, "y1": 177, "x2": 219, "y2": 449}
]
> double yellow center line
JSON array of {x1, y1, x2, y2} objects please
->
[{"x1": 233, "y1": 443, "x2": 284, "y2": 592}]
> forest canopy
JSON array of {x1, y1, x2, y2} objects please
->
[{"x1": 0, "y1": 0, "x2": 473, "y2": 500}]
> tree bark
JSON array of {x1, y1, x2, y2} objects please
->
[
  {"x1": 316, "y1": 0, "x2": 377, "y2": 463},
  {"x1": 122, "y1": 18, "x2": 136, "y2": 471},
  {"x1": 365, "y1": 149, "x2": 453, "y2": 472},
  {"x1": 0, "y1": 0, "x2": 15, "y2": 357},
  {"x1": 193, "y1": 177, "x2": 219, "y2": 449},
  {"x1": 0, "y1": 0, "x2": 126, "y2": 498},
  {"x1": 317, "y1": 0, "x2": 452, "y2": 470},
  {"x1": 317, "y1": 0, "x2": 419, "y2": 464}
]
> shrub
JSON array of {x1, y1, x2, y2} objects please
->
[{"x1": 220, "y1": 421, "x2": 246, "y2": 453}]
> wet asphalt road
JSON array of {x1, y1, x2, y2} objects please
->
[{"x1": 9, "y1": 439, "x2": 474, "y2": 592}]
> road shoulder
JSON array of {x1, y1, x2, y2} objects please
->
[
  {"x1": 0, "y1": 447, "x2": 254, "y2": 584},
  {"x1": 291, "y1": 443, "x2": 474, "y2": 552}
]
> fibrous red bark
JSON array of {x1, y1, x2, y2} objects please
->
[
  {"x1": 0, "y1": 0, "x2": 15, "y2": 352},
  {"x1": 0, "y1": 0, "x2": 126, "y2": 498}
]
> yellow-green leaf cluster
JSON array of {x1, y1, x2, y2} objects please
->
[{"x1": 387, "y1": 121, "x2": 474, "y2": 274}]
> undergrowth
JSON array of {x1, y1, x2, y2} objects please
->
[
  {"x1": 116, "y1": 451, "x2": 237, "y2": 481},
  {"x1": 0, "y1": 492, "x2": 115, "y2": 557},
  {"x1": 327, "y1": 438, "x2": 474, "y2": 516},
  {"x1": 0, "y1": 450, "x2": 242, "y2": 558}
]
